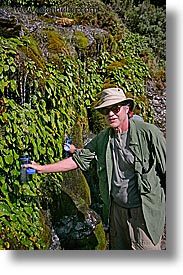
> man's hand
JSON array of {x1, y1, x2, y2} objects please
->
[
  {"x1": 68, "y1": 144, "x2": 77, "y2": 154},
  {"x1": 24, "y1": 161, "x2": 43, "y2": 173},
  {"x1": 24, "y1": 157, "x2": 78, "y2": 174}
]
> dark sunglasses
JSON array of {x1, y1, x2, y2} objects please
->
[{"x1": 99, "y1": 104, "x2": 122, "y2": 116}]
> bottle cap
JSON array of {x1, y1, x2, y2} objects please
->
[{"x1": 64, "y1": 144, "x2": 71, "y2": 151}]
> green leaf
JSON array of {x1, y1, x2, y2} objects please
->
[
  {"x1": 10, "y1": 79, "x2": 17, "y2": 91},
  {"x1": 47, "y1": 147, "x2": 54, "y2": 157},
  {"x1": 4, "y1": 65, "x2": 9, "y2": 72},
  {"x1": 0, "y1": 156, "x2": 3, "y2": 167},
  {"x1": 24, "y1": 206, "x2": 33, "y2": 216},
  {"x1": 0, "y1": 79, "x2": 5, "y2": 92},
  {"x1": 21, "y1": 184, "x2": 37, "y2": 196},
  {"x1": 10, "y1": 66, "x2": 16, "y2": 73},
  {"x1": 10, "y1": 169, "x2": 20, "y2": 177},
  {"x1": 0, "y1": 202, "x2": 12, "y2": 217},
  {"x1": 4, "y1": 154, "x2": 14, "y2": 165}
]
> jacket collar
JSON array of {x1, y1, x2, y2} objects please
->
[
  {"x1": 128, "y1": 119, "x2": 143, "y2": 164},
  {"x1": 105, "y1": 120, "x2": 143, "y2": 189}
]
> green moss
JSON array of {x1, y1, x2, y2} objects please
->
[
  {"x1": 56, "y1": 113, "x2": 106, "y2": 249},
  {"x1": 60, "y1": 115, "x2": 91, "y2": 210},
  {"x1": 62, "y1": 169, "x2": 91, "y2": 210},
  {"x1": 107, "y1": 59, "x2": 126, "y2": 72},
  {"x1": 39, "y1": 210, "x2": 52, "y2": 249},
  {"x1": 73, "y1": 31, "x2": 88, "y2": 50},
  {"x1": 20, "y1": 36, "x2": 45, "y2": 70},
  {"x1": 94, "y1": 221, "x2": 107, "y2": 250},
  {"x1": 90, "y1": 110, "x2": 106, "y2": 134},
  {"x1": 44, "y1": 30, "x2": 70, "y2": 55},
  {"x1": 70, "y1": 120, "x2": 85, "y2": 148}
]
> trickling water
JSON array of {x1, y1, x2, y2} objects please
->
[
  {"x1": 23, "y1": 71, "x2": 28, "y2": 106},
  {"x1": 49, "y1": 228, "x2": 62, "y2": 250}
]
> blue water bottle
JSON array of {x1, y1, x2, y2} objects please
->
[
  {"x1": 20, "y1": 156, "x2": 36, "y2": 182},
  {"x1": 63, "y1": 136, "x2": 72, "y2": 158}
]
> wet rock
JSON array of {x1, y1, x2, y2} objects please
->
[
  {"x1": 0, "y1": 8, "x2": 16, "y2": 26},
  {"x1": 51, "y1": 200, "x2": 103, "y2": 250},
  {"x1": 55, "y1": 209, "x2": 100, "y2": 242},
  {"x1": 49, "y1": 228, "x2": 62, "y2": 250},
  {"x1": 0, "y1": 8, "x2": 22, "y2": 37}
]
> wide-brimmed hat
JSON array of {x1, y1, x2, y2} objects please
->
[{"x1": 95, "y1": 88, "x2": 134, "y2": 111}]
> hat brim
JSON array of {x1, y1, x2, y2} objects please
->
[{"x1": 95, "y1": 98, "x2": 134, "y2": 111}]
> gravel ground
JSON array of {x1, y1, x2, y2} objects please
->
[{"x1": 147, "y1": 85, "x2": 166, "y2": 250}]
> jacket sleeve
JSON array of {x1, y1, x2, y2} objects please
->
[
  {"x1": 72, "y1": 135, "x2": 98, "y2": 171},
  {"x1": 153, "y1": 128, "x2": 166, "y2": 192}
]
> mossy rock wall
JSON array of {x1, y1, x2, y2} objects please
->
[{"x1": 49, "y1": 117, "x2": 106, "y2": 249}]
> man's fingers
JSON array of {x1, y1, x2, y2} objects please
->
[
  {"x1": 24, "y1": 161, "x2": 36, "y2": 168},
  {"x1": 30, "y1": 160, "x2": 36, "y2": 165}
]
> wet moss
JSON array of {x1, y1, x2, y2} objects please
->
[
  {"x1": 45, "y1": 30, "x2": 71, "y2": 55},
  {"x1": 62, "y1": 169, "x2": 91, "y2": 211},
  {"x1": 39, "y1": 210, "x2": 52, "y2": 249},
  {"x1": 20, "y1": 36, "x2": 46, "y2": 70},
  {"x1": 73, "y1": 31, "x2": 89, "y2": 50},
  {"x1": 71, "y1": 120, "x2": 85, "y2": 148},
  {"x1": 94, "y1": 221, "x2": 107, "y2": 250},
  {"x1": 107, "y1": 59, "x2": 126, "y2": 72},
  {"x1": 62, "y1": 114, "x2": 91, "y2": 210},
  {"x1": 89, "y1": 110, "x2": 106, "y2": 134}
]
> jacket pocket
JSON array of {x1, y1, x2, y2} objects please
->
[{"x1": 138, "y1": 161, "x2": 156, "y2": 194}]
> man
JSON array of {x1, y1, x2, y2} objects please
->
[{"x1": 25, "y1": 88, "x2": 166, "y2": 250}]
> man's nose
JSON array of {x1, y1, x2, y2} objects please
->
[{"x1": 108, "y1": 110, "x2": 115, "y2": 116}]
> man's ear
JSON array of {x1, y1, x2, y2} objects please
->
[
  {"x1": 125, "y1": 105, "x2": 130, "y2": 114},
  {"x1": 128, "y1": 110, "x2": 133, "y2": 118}
]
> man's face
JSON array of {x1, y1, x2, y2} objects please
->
[{"x1": 100, "y1": 104, "x2": 129, "y2": 129}]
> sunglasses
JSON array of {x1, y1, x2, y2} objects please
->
[{"x1": 99, "y1": 104, "x2": 122, "y2": 116}]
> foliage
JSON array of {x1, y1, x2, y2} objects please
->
[
  {"x1": 106, "y1": 0, "x2": 166, "y2": 63},
  {"x1": 0, "y1": 35, "x2": 103, "y2": 249},
  {"x1": 125, "y1": 2, "x2": 165, "y2": 61}
]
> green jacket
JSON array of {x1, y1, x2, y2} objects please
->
[{"x1": 73, "y1": 119, "x2": 166, "y2": 245}]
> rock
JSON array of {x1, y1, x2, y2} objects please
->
[
  {"x1": 147, "y1": 80, "x2": 166, "y2": 137},
  {"x1": 55, "y1": 17, "x2": 74, "y2": 26},
  {"x1": 0, "y1": 8, "x2": 22, "y2": 37}
]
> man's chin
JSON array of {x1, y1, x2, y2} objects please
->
[{"x1": 109, "y1": 122, "x2": 119, "y2": 128}]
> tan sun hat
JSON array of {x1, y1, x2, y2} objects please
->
[{"x1": 95, "y1": 88, "x2": 134, "y2": 111}]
